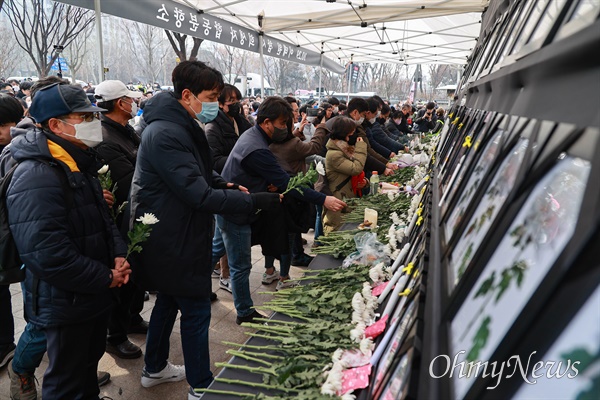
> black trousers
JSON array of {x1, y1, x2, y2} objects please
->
[
  {"x1": 0, "y1": 285, "x2": 14, "y2": 348},
  {"x1": 107, "y1": 281, "x2": 145, "y2": 345},
  {"x1": 42, "y1": 310, "x2": 110, "y2": 400}
]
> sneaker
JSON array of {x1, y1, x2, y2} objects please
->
[
  {"x1": 8, "y1": 361, "x2": 37, "y2": 400},
  {"x1": 235, "y1": 310, "x2": 267, "y2": 325},
  {"x1": 219, "y1": 278, "x2": 232, "y2": 293},
  {"x1": 276, "y1": 279, "x2": 298, "y2": 291},
  {"x1": 261, "y1": 270, "x2": 280, "y2": 284},
  {"x1": 141, "y1": 362, "x2": 186, "y2": 388},
  {"x1": 212, "y1": 269, "x2": 220, "y2": 278},
  {"x1": 188, "y1": 387, "x2": 204, "y2": 399},
  {"x1": 0, "y1": 342, "x2": 15, "y2": 368}
]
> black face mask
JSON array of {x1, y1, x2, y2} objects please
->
[
  {"x1": 347, "y1": 133, "x2": 358, "y2": 146},
  {"x1": 226, "y1": 102, "x2": 241, "y2": 117}
]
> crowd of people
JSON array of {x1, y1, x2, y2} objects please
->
[{"x1": 0, "y1": 65, "x2": 444, "y2": 400}]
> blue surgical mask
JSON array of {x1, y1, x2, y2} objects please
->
[{"x1": 190, "y1": 93, "x2": 219, "y2": 123}]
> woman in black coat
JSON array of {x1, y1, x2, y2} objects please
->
[{"x1": 205, "y1": 84, "x2": 252, "y2": 174}]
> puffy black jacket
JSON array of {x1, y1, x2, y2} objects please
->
[
  {"x1": 205, "y1": 109, "x2": 252, "y2": 173},
  {"x1": 6, "y1": 127, "x2": 126, "y2": 327},
  {"x1": 129, "y1": 92, "x2": 254, "y2": 298},
  {"x1": 96, "y1": 115, "x2": 140, "y2": 226}
]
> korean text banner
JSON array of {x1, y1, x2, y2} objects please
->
[{"x1": 56, "y1": 0, "x2": 346, "y2": 74}]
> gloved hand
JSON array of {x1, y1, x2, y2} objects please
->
[
  {"x1": 215, "y1": 181, "x2": 240, "y2": 190},
  {"x1": 250, "y1": 192, "x2": 281, "y2": 211}
]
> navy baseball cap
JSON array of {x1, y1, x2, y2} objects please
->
[{"x1": 29, "y1": 83, "x2": 106, "y2": 123}]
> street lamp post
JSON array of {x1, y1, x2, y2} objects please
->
[{"x1": 54, "y1": 45, "x2": 64, "y2": 78}]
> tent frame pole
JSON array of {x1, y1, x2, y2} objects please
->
[
  {"x1": 94, "y1": 0, "x2": 104, "y2": 83},
  {"x1": 259, "y1": 34, "x2": 265, "y2": 98},
  {"x1": 318, "y1": 52, "x2": 323, "y2": 101}
]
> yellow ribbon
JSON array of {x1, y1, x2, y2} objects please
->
[
  {"x1": 458, "y1": 123, "x2": 464, "y2": 130},
  {"x1": 452, "y1": 117, "x2": 460, "y2": 125},
  {"x1": 463, "y1": 136, "x2": 472, "y2": 148},
  {"x1": 416, "y1": 216, "x2": 424, "y2": 226},
  {"x1": 425, "y1": 175, "x2": 430, "y2": 182},
  {"x1": 399, "y1": 288, "x2": 412, "y2": 297},
  {"x1": 448, "y1": 112, "x2": 454, "y2": 118},
  {"x1": 420, "y1": 186, "x2": 426, "y2": 195},
  {"x1": 413, "y1": 269, "x2": 420, "y2": 278},
  {"x1": 402, "y1": 262, "x2": 414, "y2": 275},
  {"x1": 416, "y1": 207, "x2": 423, "y2": 217}
]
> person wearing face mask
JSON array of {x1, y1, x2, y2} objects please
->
[
  {"x1": 93, "y1": 80, "x2": 150, "y2": 360},
  {"x1": 322, "y1": 117, "x2": 368, "y2": 233},
  {"x1": 365, "y1": 97, "x2": 404, "y2": 155},
  {"x1": 205, "y1": 84, "x2": 252, "y2": 294},
  {"x1": 206, "y1": 84, "x2": 252, "y2": 174},
  {"x1": 7, "y1": 83, "x2": 131, "y2": 399},
  {"x1": 215, "y1": 97, "x2": 346, "y2": 323},
  {"x1": 129, "y1": 61, "x2": 280, "y2": 400}
]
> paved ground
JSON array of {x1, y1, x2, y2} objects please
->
[{"x1": 0, "y1": 233, "x2": 316, "y2": 400}]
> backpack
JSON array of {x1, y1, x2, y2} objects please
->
[
  {"x1": 314, "y1": 172, "x2": 351, "y2": 196},
  {"x1": 0, "y1": 160, "x2": 73, "y2": 285}
]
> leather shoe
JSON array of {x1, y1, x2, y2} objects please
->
[
  {"x1": 106, "y1": 339, "x2": 142, "y2": 359},
  {"x1": 210, "y1": 292, "x2": 218, "y2": 302},
  {"x1": 128, "y1": 320, "x2": 149, "y2": 335},
  {"x1": 98, "y1": 371, "x2": 111, "y2": 387},
  {"x1": 291, "y1": 254, "x2": 314, "y2": 267}
]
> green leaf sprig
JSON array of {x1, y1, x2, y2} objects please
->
[{"x1": 283, "y1": 164, "x2": 319, "y2": 195}]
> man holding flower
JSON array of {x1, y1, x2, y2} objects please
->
[
  {"x1": 6, "y1": 83, "x2": 131, "y2": 399},
  {"x1": 129, "y1": 61, "x2": 280, "y2": 399}
]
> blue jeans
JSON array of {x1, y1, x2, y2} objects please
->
[
  {"x1": 12, "y1": 322, "x2": 46, "y2": 375},
  {"x1": 314, "y1": 204, "x2": 324, "y2": 241},
  {"x1": 145, "y1": 293, "x2": 213, "y2": 389},
  {"x1": 215, "y1": 215, "x2": 254, "y2": 318}
]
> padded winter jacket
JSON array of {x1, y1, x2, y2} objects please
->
[
  {"x1": 7, "y1": 128, "x2": 126, "y2": 327},
  {"x1": 129, "y1": 92, "x2": 254, "y2": 298}
]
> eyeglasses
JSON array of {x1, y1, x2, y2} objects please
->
[{"x1": 64, "y1": 113, "x2": 98, "y2": 122}]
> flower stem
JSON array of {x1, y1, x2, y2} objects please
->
[
  {"x1": 226, "y1": 349, "x2": 273, "y2": 366},
  {"x1": 215, "y1": 377, "x2": 298, "y2": 393},
  {"x1": 214, "y1": 362, "x2": 276, "y2": 376}
]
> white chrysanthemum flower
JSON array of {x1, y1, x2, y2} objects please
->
[
  {"x1": 321, "y1": 381, "x2": 337, "y2": 396},
  {"x1": 332, "y1": 348, "x2": 344, "y2": 362},
  {"x1": 97, "y1": 165, "x2": 109, "y2": 175},
  {"x1": 386, "y1": 191, "x2": 396, "y2": 202},
  {"x1": 360, "y1": 338, "x2": 374, "y2": 355},
  {"x1": 350, "y1": 322, "x2": 366, "y2": 342},
  {"x1": 316, "y1": 161, "x2": 325, "y2": 176},
  {"x1": 342, "y1": 393, "x2": 356, "y2": 400},
  {"x1": 351, "y1": 292, "x2": 365, "y2": 313},
  {"x1": 362, "y1": 282, "x2": 375, "y2": 302},
  {"x1": 369, "y1": 263, "x2": 385, "y2": 283},
  {"x1": 383, "y1": 244, "x2": 392, "y2": 256},
  {"x1": 352, "y1": 310, "x2": 364, "y2": 325},
  {"x1": 390, "y1": 212, "x2": 402, "y2": 225},
  {"x1": 136, "y1": 213, "x2": 159, "y2": 225},
  {"x1": 387, "y1": 225, "x2": 397, "y2": 249}
]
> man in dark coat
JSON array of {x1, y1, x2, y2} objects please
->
[
  {"x1": 7, "y1": 83, "x2": 131, "y2": 399},
  {"x1": 94, "y1": 79, "x2": 148, "y2": 360},
  {"x1": 129, "y1": 61, "x2": 279, "y2": 399}
]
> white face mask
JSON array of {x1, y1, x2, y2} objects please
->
[
  {"x1": 333, "y1": 106, "x2": 339, "y2": 113},
  {"x1": 369, "y1": 117, "x2": 376, "y2": 124},
  {"x1": 376, "y1": 110, "x2": 381, "y2": 117},
  {"x1": 61, "y1": 119, "x2": 103, "y2": 148},
  {"x1": 128, "y1": 102, "x2": 138, "y2": 118},
  {"x1": 355, "y1": 116, "x2": 364, "y2": 126}
]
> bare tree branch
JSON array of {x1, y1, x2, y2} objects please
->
[{"x1": 3, "y1": 0, "x2": 95, "y2": 77}]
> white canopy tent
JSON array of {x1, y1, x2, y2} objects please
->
[
  {"x1": 173, "y1": 0, "x2": 487, "y2": 66},
  {"x1": 58, "y1": 0, "x2": 488, "y2": 92}
]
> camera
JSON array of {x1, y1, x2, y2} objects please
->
[{"x1": 306, "y1": 108, "x2": 318, "y2": 117}]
